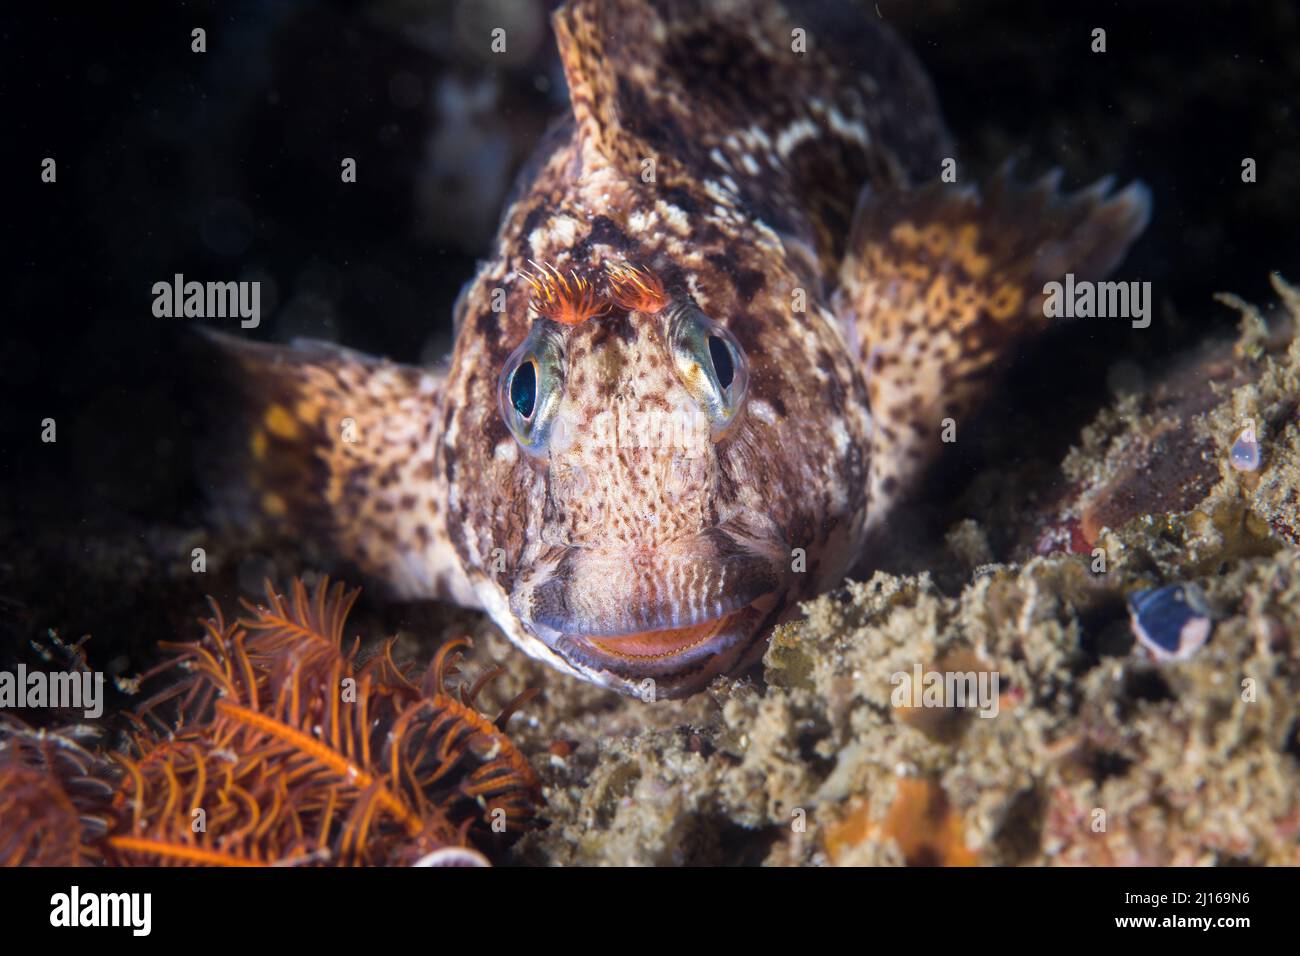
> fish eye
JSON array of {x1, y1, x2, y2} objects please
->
[
  {"x1": 708, "y1": 334, "x2": 735, "y2": 389},
  {"x1": 666, "y1": 303, "x2": 749, "y2": 434},
  {"x1": 510, "y1": 359, "x2": 537, "y2": 418},
  {"x1": 499, "y1": 322, "x2": 565, "y2": 453}
]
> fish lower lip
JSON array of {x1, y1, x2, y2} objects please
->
[{"x1": 578, "y1": 607, "x2": 747, "y2": 661}]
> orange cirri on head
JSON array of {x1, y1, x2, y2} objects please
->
[
  {"x1": 604, "y1": 261, "x2": 667, "y2": 314},
  {"x1": 518, "y1": 260, "x2": 609, "y2": 325}
]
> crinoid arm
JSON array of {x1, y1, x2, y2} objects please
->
[
  {"x1": 0, "y1": 717, "x2": 117, "y2": 866},
  {"x1": 0, "y1": 578, "x2": 540, "y2": 867},
  {"x1": 104, "y1": 578, "x2": 540, "y2": 867}
]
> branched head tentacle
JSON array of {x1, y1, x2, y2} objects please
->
[
  {"x1": 605, "y1": 260, "x2": 667, "y2": 313},
  {"x1": 518, "y1": 259, "x2": 610, "y2": 325}
]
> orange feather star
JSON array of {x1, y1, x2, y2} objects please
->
[{"x1": 0, "y1": 577, "x2": 540, "y2": 867}]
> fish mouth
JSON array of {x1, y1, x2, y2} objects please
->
[
  {"x1": 507, "y1": 528, "x2": 791, "y2": 696},
  {"x1": 582, "y1": 612, "x2": 739, "y2": 660},
  {"x1": 546, "y1": 593, "x2": 782, "y2": 695}
]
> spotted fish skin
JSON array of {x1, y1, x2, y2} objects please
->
[{"x1": 204, "y1": 0, "x2": 1149, "y2": 698}]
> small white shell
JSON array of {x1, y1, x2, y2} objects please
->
[
  {"x1": 411, "y1": 846, "x2": 491, "y2": 867},
  {"x1": 1229, "y1": 420, "x2": 1261, "y2": 472}
]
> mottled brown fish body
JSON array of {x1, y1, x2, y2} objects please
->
[{"x1": 205, "y1": 0, "x2": 1148, "y2": 698}]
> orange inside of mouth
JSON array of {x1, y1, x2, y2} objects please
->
[{"x1": 585, "y1": 611, "x2": 735, "y2": 660}]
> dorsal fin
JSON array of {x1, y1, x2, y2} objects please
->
[{"x1": 551, "y1": 0, "x2": 952, "y2": 271}]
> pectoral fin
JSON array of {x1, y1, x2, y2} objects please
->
[
  {"x1": 196, "y1": 330, "x2": 476, "y2": 605},
  {"x1": 835, "y1": 167, "x2": 1151, "y2": 524}
]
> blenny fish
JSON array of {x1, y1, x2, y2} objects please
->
[{"x1": 205, "y1": 0, "x2": 1149, "y2": 698}]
